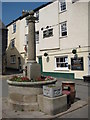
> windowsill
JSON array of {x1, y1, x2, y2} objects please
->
[
  {"x1": 59, "y1": 9, "x2": 67, "y2": 14},
  {"x1": 59, "y1": 35, "x2": 67, "y2": 39},
  {"x1": 54, "y1": 68, "x2": 69, "y2": 71}
]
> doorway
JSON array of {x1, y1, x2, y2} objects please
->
[
  {"x1": 38, "y1": 56, "x2": 43, "y2": 73},
  {"x1": 18, "y1": 57, "x2": 22, "y2": 72}
]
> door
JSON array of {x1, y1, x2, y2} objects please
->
[
  {"x1": 88, "y1": 57, "x2": 90, "y2": 75},
  {"x1": 38, "y1": 57, "x2": 43, "y2": 73},
  {"x1": 18, "y1": 57, "x2": 22, "y2": 72}
]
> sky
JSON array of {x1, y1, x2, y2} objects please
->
[{"x1": 2, "y1": 2, "x2": 47, "y2": 25}]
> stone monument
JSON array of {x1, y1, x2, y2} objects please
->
[{"x1": 23, "y1": 10, "x2": 41, "y2": 80}]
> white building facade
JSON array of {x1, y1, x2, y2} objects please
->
[{"x1": 6, "y1": 0, "x2": 90, "y2": 79}]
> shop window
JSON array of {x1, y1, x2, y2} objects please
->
[{"x1": 55, "y1": 56, "x2": 68, "y2": 70}]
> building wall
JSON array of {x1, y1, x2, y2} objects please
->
[
  {"x1": 59, "y1": 2, "x2": 88, "y2": 49},
  {"x1": 6, "y1": 0, "x2": 90, "y2": 79},
  {"x1": 37, "y1": 0, "x2": 89, "y2": 79},
  {"x1": 38, "y1": 1, "x2": 60, "y2": 51},
  {"x1": 6, "y1": 19, "x2": 25, "y2": 70}
]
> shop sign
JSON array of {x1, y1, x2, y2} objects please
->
[{"x1": 71, "y1": 57, "x2": 84, "y2": 70}]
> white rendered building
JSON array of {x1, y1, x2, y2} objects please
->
[{"x1": 6, "y1": 0, "x2": 90, "y2": 79}]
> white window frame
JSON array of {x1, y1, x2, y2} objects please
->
[
  {"x1": 13, "y1": 23, "x2": 16, "y2": 33},
  {"x1": 25, "y1": 34, "x2": 28, "y2": 45},
  {"x1": 11, "y1": 38, "x2": 15, "y2": 48},
  {"x1": 10, "y1": 55, "x2": 16, "y2": 64},
  {"x1": 35, "y1": 11, "x2": 39, "y2": 21},
  {"x1": 25, "y1": 20, "x2": 28, "y2": 27},
  {"x1": 55, "y1": 56, "x2": 68, "y2": 70},
  {"x1": 43, "y1": 28, "x2": 53, "y2": 38},
  {"x1": 35, "y1": 31, "x2": 39, "y2": 44},
  {"x1": 59, "y1": 0, "x2": 67, "y2": 12},
  {"x1": 60, "y1": 21, "x2": 67, "y2": 37}
]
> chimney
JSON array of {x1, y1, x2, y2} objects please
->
[{"x1": 22, "y1": 10, "x2": 26, "y2": 16}]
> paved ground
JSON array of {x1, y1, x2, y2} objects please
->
[{"x1": 1, "y1": 70, "x2": 89, "y2": 119}]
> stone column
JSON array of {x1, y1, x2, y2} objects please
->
[
  {"x1": 23, "y1": 10, "x2": 41, "y2": 80},
  {"x1": 26, "y1": 11, "x2": 36, "y2": 62}
]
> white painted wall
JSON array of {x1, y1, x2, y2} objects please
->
[
  {"x1": 59, "y1": 2, "x2": 88, "y2": 50},
  {"x1": 38, "y1": 1, "x2": 60, "y2": 51}
]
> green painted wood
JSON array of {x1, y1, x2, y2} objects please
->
[
  {"x1": 42, "y1": 72, "x2": 74, "y2": 79},
  {"x1": 38, "y1": 57, "x2": 74, "y2": 79},
  {"x1": 38, "y1": 57, "x2": 43, "y2": 73}
]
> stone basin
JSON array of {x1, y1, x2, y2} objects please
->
[{"x1": 7, "y1": 79, "x2": 57, "y2": 111}]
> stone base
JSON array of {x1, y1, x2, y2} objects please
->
[
  {"x1": 8, "y1": 99, "x2": 39, "y2": 111},
  {"x1": 24, "y1": 61, "x2": 41, "y2": 80},
  {"x1": 38, "y1": 94, "x2": 67, "y2": 115}
]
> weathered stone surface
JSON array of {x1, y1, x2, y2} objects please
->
[
  {"x1": 8, "y1": 100, "x2": 39, "y2": 111},
  {"x1": 38, "y1": 95, "x2": 43, "y2": 111},
  {"x1": 38, "y1": 94, "x2": 67, "y2": 115},
  {"x1": 9, "y1": 93, "x2": 23, "y2": 102},
  {"x1": 7, "y1": 79, "x2": 57, "y2": 112},
  {"x1": 27, "y1": 62, "x2": 41, "y2": 80}
]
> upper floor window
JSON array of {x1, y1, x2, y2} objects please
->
[
  {"x1": 35, "y1": 31, "x2": 39, "y2": 44},
  {"x1": 43, "y1": 28, "x2": 53, "y2": 38},
  {"x1": 11, "y1": 39, "x2": 15, "y2": 48},
  {"x1": 35, "y1": 11, "x2": 39, "y2": 21},
  {"x1": 60, "y1": 21, "x2": 67, "y2": 37},
  {"x1": 26, "y1": 20, "x2": 28, "y2": 26},
  {"x1": 60, "y1": 0, "x2": 66, "y2": 12},
  {"x1": 13, "y1": 23, "x2": 16, "y2": 33},
  {"x1": 25, "y1": 34, "x2": 28, "y2": 45},
  {"x1": 55, "y1": 56, "x2": 68, "y2": 70}
]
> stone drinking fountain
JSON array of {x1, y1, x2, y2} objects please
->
[{"x1": 7, "y1": 10, "x2": 57, "y2": 111}]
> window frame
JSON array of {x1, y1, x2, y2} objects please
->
[
  {"x1": 35, "y1": 11, "x2": 39, "y2": 21},
  {"x1": 11, "y1": 38, "x2": 15, "y2": 48},
  {"x1": 13, "y1": 23, "x2": 16, "y2": 33},
  {"x1": 25, "y1": 34, "x2": 28, "y2": 45},
  {"x1": 60, "y1": 21, "x2": 67, "y2": 38},
  {"x1": 10, "y1": 55, "x2": 16, "y2": 64},
  {"x1": 59, "y1": 0, "x2": 67, "y2": 13},
  {"x1": 43, "y1": 28, "x2": 53, "y2": 38},
  {"x1": 35, "y1": 31, "x2": 39, "y2": 44},
  {"x1": 55, "y1": 56, "x2": 69, "y2": 70}
]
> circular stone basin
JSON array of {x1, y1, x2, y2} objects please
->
[{"x1": 7, "y1": 79, "x2": 57, "y2": 111}]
